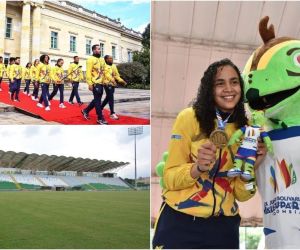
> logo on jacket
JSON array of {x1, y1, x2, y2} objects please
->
[{"x1": 270, "y1": 159, "x2": 297, "y2": 193}]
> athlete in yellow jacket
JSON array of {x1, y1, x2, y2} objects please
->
[
  {"x1": 162, "y1": 107, "x2": 253, "y2": 217},
  {"x1": 82, "y1": 44, "x2": 108, "y2": 124},
  {"x1": 67, "y1": 56, "x2": 84, "y2": 105},
  {"x1": 101, "y1": 55, "x2": 127, "y2": 120},
  {"x1": 10, "y1": 57, "x2": 22, "y2": 101},
  {"x1": 6, "y1": 57, "x2": 15, "y2": 93},
  {"x1": 0, "y1": 56, "x2": 6, "y2": 91},
  {"x1": 30, "y1": 59, "x2": 40, "y2": 101},
  {"x1": 36, "y1": 55, "x2": 51, "y2": 110},
  {"x1": 23, "y1": 62, "x2": 32, "y2": 96},
  {"x1": 153, "y1": 59, "x2": 263, "y2": 249},
  {"x1": 49, "y1": 58, "x2": 66, "y2": 108}
]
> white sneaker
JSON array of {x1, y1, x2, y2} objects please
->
[
  {"x1": 110, "y1": 113, "x2": 119, "y2": 120},
  {"x1": 0, "y1": 88, "x2": 2, "y2": 91},
  {"x1": 34, "y1": 97, "x2": 39, "y2": 101},
  {"x1": 31, "y1": 96, "x2": 35, "y2": 101},
  {"x1": 45, "y1": 106, "x2": 51, "y2": 111},
  {"x1": 27, "y1": 93, "x2": 31, "y2": 96},
  {"x1": 37, "y1": 103, "x2": 44, "y2": 108},
  {"x1": 59, "y1": 103, "x2": 66, "y2": 109}
]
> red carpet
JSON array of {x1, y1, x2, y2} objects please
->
[{"x1": 0, "y1": 82, "x2": 150, "y2": 125}]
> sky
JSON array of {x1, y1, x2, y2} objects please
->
[
  {"x1": 0, "y1": 125, "x2": 150, "y2": 179},
  {"x1": 71, "y1": 0, "x2": 150, "y2": 33}
]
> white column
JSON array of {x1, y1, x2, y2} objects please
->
[
  {"x1": 20, "y1": 1, "x2": 31, "y2": 65},
  {"x1": 0, "y1": 0, "x2": 7, "y2": 55},
  {"x1": 32, "y1": 2, "x2": 42, "y2": 61}
]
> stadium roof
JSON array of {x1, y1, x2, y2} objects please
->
[{"x1": 0, "y1": 150, "x2": 129, "y2": 172}]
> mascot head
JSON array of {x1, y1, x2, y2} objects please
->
[{"x1": 243, "y1": 16, "x2": 300, "y2": 128}]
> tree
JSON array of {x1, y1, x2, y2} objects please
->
[
  {"x1": 132, "y1": 23, "x2": 150, "y2": 85},
  {"x1": 118, "y1": 61, "x2": 147, "y2": 87},
  {"x1": 141, "y1": 23, "x2": 150, "y2": 49}
]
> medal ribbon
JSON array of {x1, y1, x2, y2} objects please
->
[
  {"x1": 216, "y1": 108, "x2": 231, "y2": 130},
  {"x1": 215, "y1": 108, "x2": 235, "y2": 161}
]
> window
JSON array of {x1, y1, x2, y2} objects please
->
[
  {"x1": 86, "y1": 39, "x2": 91, "y2": 55},
  {"x1": 112, "y1": 45, "x2": 116, "y2": 60},
  {"x1": 127, "y1": 50, "x2": 132, "y2": 62},
  {"x1": 50, "y1": 31, "x2": 58, "y2": 49},
  {"x1": 100, "y1": 43, "x2": 104, "y2": 57},
  {"x1": 70, "y1": 36, "x2": 76, "y2": 52},
  {"x1": 5, "y1": 17, "x2": 12, "y2": 38}
]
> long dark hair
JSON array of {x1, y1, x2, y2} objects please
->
[
  {"x1": 40, "y1": 54, "x2": 49, "y2": 64},
  {"x1": 56, "y1": 58, "x2": 64, "y2": 66},
  {"x1": 192, "y1": 58, "x2": 247, "y2": 137}
]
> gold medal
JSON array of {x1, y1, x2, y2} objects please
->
[{"x1": 209, "y1": 129, "x2": 228, "y2": 148}]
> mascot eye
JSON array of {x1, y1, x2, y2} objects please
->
[{"x1": 293, "y1": 53, "x2": 300, "y2": 67}]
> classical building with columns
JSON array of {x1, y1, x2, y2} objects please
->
[{"x1": 0, "y1": 0, "x2": 143, "y2": 69}]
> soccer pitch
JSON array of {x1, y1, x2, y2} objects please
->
[{"x1": 0, "y1": 191, "x2": 150, "y2": 249}]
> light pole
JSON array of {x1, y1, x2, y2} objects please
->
[{"x1": 128, "y1": 126, "x2": 143, "y2": 189}]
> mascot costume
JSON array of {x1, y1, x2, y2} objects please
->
[{"x1": 243, "y1": 16, "x2": 300, "y2": 248}]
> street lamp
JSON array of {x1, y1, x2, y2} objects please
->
[{"x1": 128, "y1": 126, "x2": 143, "y2": 189}]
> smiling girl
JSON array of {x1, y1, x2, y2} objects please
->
[{"x1": 153, "y1": 59, "x2": 261, "y2": 249}]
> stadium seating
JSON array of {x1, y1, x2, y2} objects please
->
[{"x1": 0, "y1": 173, "x2": 131, "y2": 190}]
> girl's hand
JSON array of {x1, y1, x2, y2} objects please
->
[{"x1": 191, "y1": 141, "x2": 217, "y2": 178}]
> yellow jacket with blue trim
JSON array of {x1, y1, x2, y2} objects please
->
[
  {"x1": 0, "y1": 63, "x2": 6, "y2": 77},
  {"x1": 6, "y1": 64, "x2": 11, "y2": 78},
  {"x1": 30, "y1": 65, "x2": 39, "y2": 81},
  {"x1": 67, "y1": 63, "x2": 83, "y2": 82},
  {"x1": 103, "y1": 64, "x2": 125, "y2": 86},
  {"x1": 163, "y1": 107, "x2": 255, "y2": 218},
  {"x1": 51, "y1": 66, "x2": 64, "y2": 84},
  {"x1": 85, "y1": 56, "x2": 106, "y2": 86},
  {"x1": 22, "y1": 67, "x2": 31, "y2": 80},
  {"x1": 37, "y1": 63, "x2": 52, "y2": 84},
  {"x1": 9, "y1": 64, "x2": 22, "y2": 81}
]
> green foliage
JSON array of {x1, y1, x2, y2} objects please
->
[
  {"x1": 132, "y1": 23, "x2": 150, "y2": 84},
  {"x1": 141, "y1": 23, "x2": 150, "y2": 49},
  {"x1": 118, "y1": 61, "x2": 148, "y2": 88},
  {"x1": 246, "y1": 234, "x2": 261, "y2": 249}
]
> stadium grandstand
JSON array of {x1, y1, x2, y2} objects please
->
[{"x1": 0, "y1": 149, "x2": 132, "y2": 191}]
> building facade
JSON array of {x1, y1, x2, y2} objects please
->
[{"x1": 0, "y1": 0, "x2": 143, "y2": 69}]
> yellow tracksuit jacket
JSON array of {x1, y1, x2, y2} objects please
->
[
  {"x1": 162, "y1": 107, "x2": 255, "y2": 218},
  {"x1": 37, "y1": 63, "x2": 52, "y2": 84},
  {"x1": 103, "y1": 64, "x2": 126, "y2": 86},
  {"x1": 22, "y1": 67, "x2": 31, "y2": 80},
  {"x1": 67, "y1": 63, "x2": 83, "y2": 82},
  {"x1": 30, "y1": 65, "x2": 39, "y2": 82},
  {"x1": 51, "y1": 66, "x2": 64, "y2": 84},
  {"x1": 9, "y1": 64, "x2": 22, "y2": 81},
  {"x1": 0, "y1": 63, "x2": 6, "y2": 78},
  {"x1": 85, "y1": 56, "x2": 106, "y2": 86}
]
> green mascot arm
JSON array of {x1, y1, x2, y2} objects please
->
[
  {"x1": 155, "y1": 151, "x2": 169, "y2": 189},
  {"x1": 228, "y1": 129, "x2": 243, "y2": 146}
]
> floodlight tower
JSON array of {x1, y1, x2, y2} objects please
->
[{"x1": 128, "y1": 126, "x2": 143, "y2": 189}]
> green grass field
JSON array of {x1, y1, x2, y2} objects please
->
[{"x1": 0, "y1": 191, "x2": 150, "y2": 249}]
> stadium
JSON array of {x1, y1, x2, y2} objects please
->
[{"x1": 0, "y1": 149, "x2": 150, "y2": 248}]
